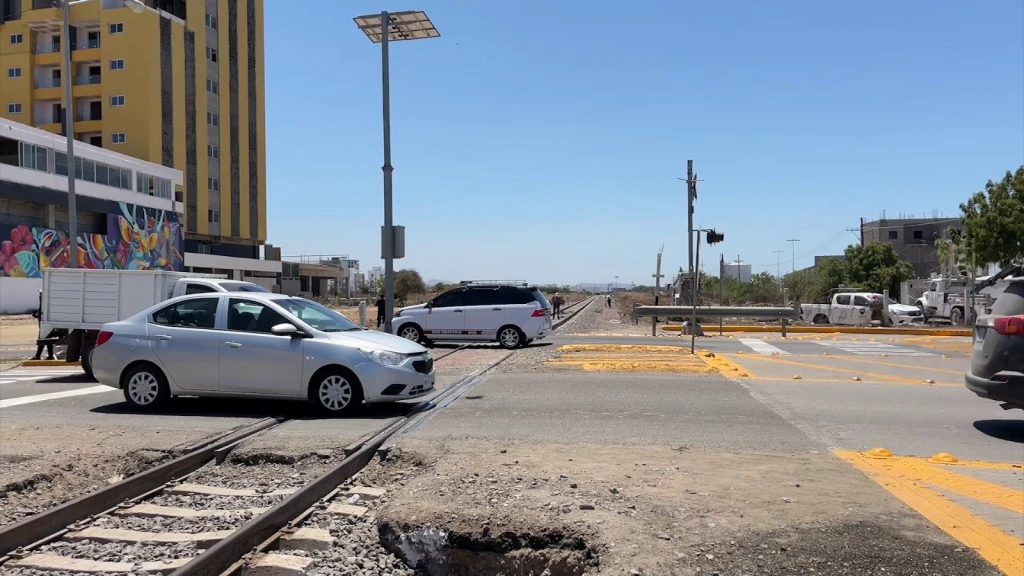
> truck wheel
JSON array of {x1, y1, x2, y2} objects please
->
[
  {"x1": 917, "y1": 303, "x2": 927, "y2": 320},
  {"x1": 950, "y1": 307, "x2": 963, "y2": 326},
  {"x1": 812, "y1": 314, "x2": 829, "y2": 325},
  {"x1": 82, "y1": 344, "x2": 95, "y2": 380}
]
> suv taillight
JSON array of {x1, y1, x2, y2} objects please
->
[
  {"x1": 531, "y1": 308, "x2": 547, "y2": 317},
  {"x1": 992, "y1": 315, "x2": 1024, "y2": 335},
  {"x1": 96, "y1": 331, "x2": 113, "y2": 347}
]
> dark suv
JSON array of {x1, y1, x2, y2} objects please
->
[
  {"x1": 392, "y1": 283, "x2": 553, "y2": 349},
  {"x1": 965, "y1": 279, "x2": 1024, "y2": 409}
]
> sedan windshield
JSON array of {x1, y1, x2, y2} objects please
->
[{"x1": 277, "y1": 298, "x2": 362, "y2": 332}]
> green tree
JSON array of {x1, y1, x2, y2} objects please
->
[
  {"x1": 394, "y1": 269, "x2": 426, "y2": 300},
  {"x1": 843, "y1": 242, "x2": 914, "y2": 296},
  {"x1": 742, "y1": 272, "x2": 781, "y2": 304},
  {"x1": 959, "y1": 166, "x2": 1024, "y2": 268}
]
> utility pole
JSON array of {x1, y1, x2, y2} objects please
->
[
  {"x1": 687, "y1": 160, "x2": 694, "y2": 284},
  {"x1": 774, "y1": 250, "x2": 783, "y2": 279},
  {"x1": 719, "y1": 254, "x2": 724, "y2": 335},
  {"x1": 787, "y1": 239, "x2": 800, "y2": 273},
  {"x1": 652, "y1": 246, "x2": 664, "y2": 336}
]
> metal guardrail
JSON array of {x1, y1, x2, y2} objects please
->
[{"x1": 633, "y1": 305, "x2": 799, "y2": 318}]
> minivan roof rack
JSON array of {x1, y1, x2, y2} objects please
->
[{"x1": 459, "y1": 280, "x2": 529, "y2": 287}]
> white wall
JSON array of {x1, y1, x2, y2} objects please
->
[{"x1": 0, "y1": 277, "x2": 42, "y2": 314}]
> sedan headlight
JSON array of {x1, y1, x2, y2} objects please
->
[{"x1": 360, "y1": 349, "x2": 407, "y2": 367}]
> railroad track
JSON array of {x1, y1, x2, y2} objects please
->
[{"x1": 0, "y1": 350, "x2": 512, "y2": 576}]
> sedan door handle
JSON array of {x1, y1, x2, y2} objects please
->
[
  {"x1": 453, "y1": 309, "x2": 463, "y2": 314},
  {"x1": 225, "y1": 342, "x2": 242, "y2": 348},
  {"x1": 491, "y1": 308, "x2": 502, "y2": 311},
  {"x1": 155, "y1": 334, "x2": 173, "y2": 341}
]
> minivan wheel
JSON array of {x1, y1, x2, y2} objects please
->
[
  {"x1": 311, "y1": 368, "x2": 364, "y2": 416},
  {"x1": 398, "y1": 324, "x2": 423, "y2": 343},
  {"x1": 123, "y1": 364, "x2": 170, "y2": 411},
  {"x1": 498, "y1": 326, "x2": 525, "y2": 349}
]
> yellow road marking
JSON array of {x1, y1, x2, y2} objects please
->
[
  {"x1": 726, "y1": 354, "x2": 954, "y2": 386},
  {"x1": 697, "y1": 353, "x2": 753, "y2": 378},
  {"x1": 812, "y1": 355, "x2": 965, "y2": 375},
  {"x1": 861, "y1": 456, "x2": 1023, "y2": 514},
  {"x1": 750, "y1": 377, "x2": 959, "y2": 387},
  {"x1": 836, "y1": 450, "x2": 1024, "y2": 575},
  {"x1": 547, "y1": 344, "x2": 716, "y2": 373}
]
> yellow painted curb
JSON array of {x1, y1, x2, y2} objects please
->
[
  {"x1": 660, "y1": 325, "x2": 971, "y2": 337},
  {"x1": 21, "y1": 360, "x2": 81, "y2": 367}
]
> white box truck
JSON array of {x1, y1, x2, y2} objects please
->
[{"x1": 38, "y1": 269, "x2": 269, "y2": 377}]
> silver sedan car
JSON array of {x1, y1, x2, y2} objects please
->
[{"x1": 91, "y1": 293, "x2": 435, "y2": 415}]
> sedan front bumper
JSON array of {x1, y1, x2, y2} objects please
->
[{"x1": 354, "y1": 357, "x2": 435, "y2": 404}]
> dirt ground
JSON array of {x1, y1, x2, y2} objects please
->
[
  {"x1": 365, "y1": 439, "x2": 998, "y2": 576},
  {"x1": 0, "y1": 314, "x2": 39, "y2": 349}
]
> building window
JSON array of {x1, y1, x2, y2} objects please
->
[
  {"x1": 111, "y1": 132, "x2": 126, "y2": 144},
  {"x1": 110, "y1": 95, "x2": 125, "y2": 107},
  {"x1": 208, "y1": 176, "x2": 219, "y2": 192},
  {"x1": 109, "y1": 59, "x2": 125, "y2": 70},
  {"x1": 18, "y1": 141, "x2": 49, "y2": 173},
  {"x1": 7, "y1": 67, "x2": 21, "y2": 78},
  {"x1": 208, "y1": 209, "x2": 220, "y2": 224},
  {"x1": 207, "y1": 144, "x2": 218, "y2": 159},
  {"x1": 207, "y1": 111, "x2": 218, "y2": 127},
  {"x1": 205, "y1": 13, "x2": 217, "y2": 29},
  {"x1": 7, "y1": 103, "x2": 21, "y2": 114},
  {"x1": 888, "y1": 231, "x2": 898, "y2": 240},
  {"x1": 206, "y1": 79, "x2": 218, "y2": 95},
  {"x1": 9, "y1": 33, "x2": 23, "y2": 44},
  {"x1": 109, "y1": 22, "x2": 124, "y2": 34},
  {"x1": 207, "y1": 47, "x2": 217, "y2": 63},
  {"x1": 913, "y1": 230, "x2": 923, "y2": 240}
]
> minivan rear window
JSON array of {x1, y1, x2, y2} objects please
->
[
  {"x1": 991, "y1": 283, "x2": 1024, "y2": 316},
  {"x1": 531, "y1": 289, "x2": 551, "y2": 309}
]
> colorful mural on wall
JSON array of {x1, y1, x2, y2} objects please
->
[{"x1": 0, "y1": 202, "x2": 183, "y2": 278}]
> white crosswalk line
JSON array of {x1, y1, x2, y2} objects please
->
[
  {"x1": 0, "y1": 385, "x2": 116, "y2": 408},
  {"x1": 815, "y1": 341, "x2": 934, "y2": 357},
  {"x1": 739, "y1": 339, "x2": 790, "y2": 355}
]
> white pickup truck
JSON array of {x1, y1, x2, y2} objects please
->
[
  {"x1": 39, "y1": 269, "x2": 269, "y2": 377},
  {"x1": 800, "y1": 291, "x2": 924, "y2": 326}
]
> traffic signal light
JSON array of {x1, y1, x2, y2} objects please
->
[{"x1": 706, "y1": 230, "x2": 724, "y2": 244}]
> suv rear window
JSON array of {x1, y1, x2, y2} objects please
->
[
  {"x1": 991, "y1": 283, "x2": 1024, "y2": 316},
  {"x1": 530, "y1": 289, "x2": 551, "y2": 309}
]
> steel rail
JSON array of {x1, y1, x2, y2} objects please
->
[{"x1": 0, "y1": 417, "x2": 285, "y2": 557}]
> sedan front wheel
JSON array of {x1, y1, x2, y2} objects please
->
[{"x1": 311, "y1": 369, "x2": 364, "y2": 416}]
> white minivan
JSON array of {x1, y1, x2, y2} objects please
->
[{"x1": 391, "y1": 282, "x2": 553, "y2": 349}]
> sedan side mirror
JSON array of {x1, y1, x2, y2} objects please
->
[{"x1": 271, "y1": 323, "x2": 303, "y2": 337}]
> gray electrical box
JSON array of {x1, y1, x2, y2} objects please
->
[{"x1": 381, "y1": 225, "x2": 406, "y2": 259}]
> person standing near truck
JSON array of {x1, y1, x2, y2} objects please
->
[
  {"x1": 551, "y1": 293, "x2": 564, "y2": 319},
  {"x1": 30, "y1": 289, "x2": 54, "y2": 361},
  {"x1": 375, "y1": 295, "x2": 386, "y2": 329}
]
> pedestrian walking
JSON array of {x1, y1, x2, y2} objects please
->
[
  {"x1": 551, "y1": 293, "x2": 564, "y2": 319},
  {"x1": 375, "y1": 295, "x2": 385, "y2": 329},
  {"x1": 31, "y1": 289, "x2": 54, "y2": 361},
  {"x1": 606, "y1": 294, "x2": 612, "y2": 308}
]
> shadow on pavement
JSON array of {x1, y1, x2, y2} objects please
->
[
  {"x1": 973, "y1": 419, "x2": 1024, "y2": 444},
  {"x1": 35, "y1": 374, "x2": 96, "y2": 384},
  {"x1": 88, "y1": 395, "x2": 418, "y2": 421}
]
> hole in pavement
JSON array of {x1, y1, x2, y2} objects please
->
[{"x1": 378, "y1": 521, "x2": 599, "y2": 576}]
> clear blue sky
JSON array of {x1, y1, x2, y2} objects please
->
[{"x1": 264, "y1": 0, "x2": 1024, "y2": 286}]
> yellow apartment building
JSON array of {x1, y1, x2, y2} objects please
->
[{"x1": 0, "y1": 0, "x2": 271, "y2": 276}]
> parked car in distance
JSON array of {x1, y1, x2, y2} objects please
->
[
  {"x1": 391, "y1": 281, "x2": 553, "y2": 349},
  {"x1": 965, "y1": 278, "x2": 1024, "y2": 410},
  {"x1": 799, "y1": 291, "x2": 923, "y2": 326},
  {"x1": 91, "y1": 293, "x2": 434, "y2": 415}
]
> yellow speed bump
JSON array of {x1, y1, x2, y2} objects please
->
[
  {"x1": 866, "y1": 447, "x2": 893, "y2": 459},
  {"x1": 545, "y1": 344, "x2": 715, "y2": 373},
  {"x1": 929, "y1": 452, "x2": 959, "y2": 464}
]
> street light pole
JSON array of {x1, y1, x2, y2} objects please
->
[
  {"x1": 60, "y1": 1, "x2": 77, "y2": 268},
  {"x1": 380, "y1": 11, "x2": 395, "y2": 333},
  {"x1": 354, "y1": 10, "x2": 439, "y2": 334},
  {"x1": 58, "y1": 0, "x2": 143, "y2": 269},
  {"x1": 787, "y1": 239, "x2": 800, "y2": 273}
]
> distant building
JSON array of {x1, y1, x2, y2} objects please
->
[
  {"x1": 860, "y1": 217, "x2": 964, "y2": 279},
  {"x1": 723, "y1": 261, "x2": 752, "y2": 283},
  {"x1": 367, "y1": 266, "x2": 384, "y2": 288}
]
